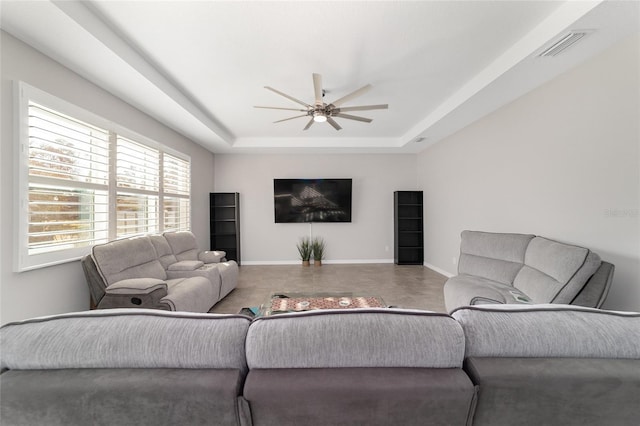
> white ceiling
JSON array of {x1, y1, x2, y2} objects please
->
[{"x1": 1, "y1": 1, "x2": 639, "y2": 154}]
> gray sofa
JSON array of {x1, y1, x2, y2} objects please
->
[
  {"x1": 444, "y1": 230, "x2": 614, "y2": 312},
  {"x1": 2, "y1": 305, "x2": 638, "y2": 426},
  {"x1": 82, "y1": 231, "x2": 238, "y2": 312},
  {"x1": 451, "y1": 304, "x2": 640, "y2": 426}
]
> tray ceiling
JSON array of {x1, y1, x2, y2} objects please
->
[{"x1": 1, "y1": 1, "x2": 638, "y2": 153}]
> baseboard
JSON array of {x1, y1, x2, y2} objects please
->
[
  {"x1": 239, "y1": 261, "x2": 452, "y2": 275},
  {"x1": 424, "y1": 262, "x2": 455, "y2": 278},
  {"x1": 324, "y1": 259, "x2": 395, "y2": 264},
  {"x1": 241, "y1": 259, "x2": 395, "y2": 266}
]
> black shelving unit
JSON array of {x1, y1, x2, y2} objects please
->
[
  {"x1": 394, "y1": 191, "x2": 423, "y2": 265},
  {"x1": 210, "y1": 192, "x2": 240, "y2": 265}
]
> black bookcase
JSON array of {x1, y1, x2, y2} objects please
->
[
  {"x1": 394, "y1": 191, "x2": 424, "y2": 265},
  {"x1": 210, "y1": 192, "x2": 240, "y2": 265}
]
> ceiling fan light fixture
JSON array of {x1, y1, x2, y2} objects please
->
[{"x1": 313, "y1": 112, "x2": 327, "y2": 122}]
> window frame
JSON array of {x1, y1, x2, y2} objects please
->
[{"x1": 14, "y1": 81, "x2": 192, "y2": 272}]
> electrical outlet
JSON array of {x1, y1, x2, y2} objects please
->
[
  {"x1": 452, "y1": 256, "x2": 457, "y2": 265},
  {"x1": 385, "y1": 246, "x2": 389, "y2": 252}
]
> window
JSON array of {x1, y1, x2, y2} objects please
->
[
  {"x1": 163, "y1": 153, "x2": 191, "y2": 232},
  {"x1": 16, "y1": 82, "x2": 191, "y2": 271},
  {"x1": 116, "y1": 137, "x2": 160, "y2": 238}
]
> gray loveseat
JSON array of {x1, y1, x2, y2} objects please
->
[
  {"x1": 444, "y1": 230, "x2": 614, "y2": 312},
  {"x1": 2, "y1": 305, "x2": 638, "y2": 426},
  {"x1": 82, "y1": 231, "x2": 238, "y2": 312}
]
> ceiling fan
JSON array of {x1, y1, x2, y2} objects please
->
[{"x1": 254, "y1": 73, "x2": 388, "y2": 131}]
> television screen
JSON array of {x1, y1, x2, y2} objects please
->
[{"x1": 274, "y1": 178, "x2": 352, "y2": 223}]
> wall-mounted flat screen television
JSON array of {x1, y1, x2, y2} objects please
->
[{"x1": 274, "y1": 178, "x2": 352, "y2": 223}]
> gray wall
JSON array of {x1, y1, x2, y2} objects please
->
[
  {"x1": 0, "y1": 32, "x2": 216, "y2": 324},
  {"x1": 213, "y1": 153, "x2": 417, "y2": 263},
  {"x1": 417, "y1": 33, "x2": 640, "y2": 311}
]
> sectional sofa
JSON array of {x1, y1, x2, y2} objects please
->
[
  {"x1": 81, "y1": 231, "x2": 238, "y2": 312},
  {"x1": 444, "y1": 231, "x2": 614, "y2": 312},
  {"x1": 1, "y1": 305, "x2": 638, "y2": 426}
]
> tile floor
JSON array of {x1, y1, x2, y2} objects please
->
[{"x1": 209, "y1": 263, "x2": 448, "y2": 314}]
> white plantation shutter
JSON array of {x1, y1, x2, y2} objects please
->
[
  {"x1": 17, "y1": 82, "x2": 192, "y2": 271},
  {"x1": 27, "y1": 102, "x2": 110, "y2": 257},
  {"x1": 116, "y1": 137, "x2": 160, "y2": 238},
  {"x1": 163, "y1": 153, "x2": 191, "y2": 231},
  {"x1": 116, "y1": 137, "x2": 159, "y2": 191}
]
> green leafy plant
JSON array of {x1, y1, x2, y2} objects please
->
[
  {"x1": 312, "y1": 237, "x2": 325, "y2": 261},
  {"x1": 296, "y1": 237, "x2": 312, "y2": 262}
]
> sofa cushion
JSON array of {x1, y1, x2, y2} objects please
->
[
  {"x1": 0, "y1": 369, "x2": 245, "y2": 426},
  {"x1": 244, "y1": 367, "x2": 476, "y2": 426},
  {"x1": 465, "y1": 357, "x2": 640, "y2": 426},
  {"x1": 0, "y1": 309, "x2": 251, "y2": 372},
  {"x1": 148, "y1": 235, "x2": 179, "y2": 270},
  {"x1": 164, "y1": 231, "x2": 200, "y2": 262},
  {"x1": 450, "y1": 304, "x2": 640, "y2": 359},
  {"x1": 458, "y1": 231, "x2": 534, "y2": 285},
  {"x1": 92, "y1": 237, "x2": 167, "y2": 285},
  {"x1": 163, "y1": 277, "x2": 219, "y2": 312},
  {"x1": 443, "y1": 274, "x2": 532, "y2": 312},
  {"x1": 514, "y1": 237, "x2": 601, "y2": 303},
  {"x1": 246, "y1": 309, "x2": 465, "y2": 369}
]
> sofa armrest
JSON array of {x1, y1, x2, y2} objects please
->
[
  {"x1": 99, "y1": 279, "x2": 169, "y2": 309},
  {"x1": 106, "y1": 278, "x2": 168, "y2": 295},
  {"x1": 167, "y1": 260, "x2": 204, "y2": 271},
  {"x1": 199, "y1": 251, "x2": 225, "y2": 263}
]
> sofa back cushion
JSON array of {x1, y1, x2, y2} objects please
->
[
  {"x1": 149, "y1": 235, "x2": 179, "y2": 270},
  {"x1": 458, "y1": 231, "x2": 535, "y2": 285},
  {"x1": 92, "y1": 237, "x2": 167, "y2": 285},
  {"x1": 0, "y1": 309, "x2": 250, "y2": 372},
  {"x1": 164, "y1": 231, "x2": 199, "y2": 261},
  {"x1": 514, "y1": 237, "x2": 601, "y2": 303},
  {"x1": 451, "y1": 304, "x2": 640, "y2": 359},
  {"x1": 245, "y1": 309, "x2": 465, "y2": 369}
]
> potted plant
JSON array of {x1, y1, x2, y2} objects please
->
[
  {"x1": 312, "y1": 237, "x2": 325, "y2": 266},
  {"x1": 296, "y1": 237, "x2": 312, "y2": 266}
]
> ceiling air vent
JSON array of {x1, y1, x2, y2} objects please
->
[{"x1": 538, "y1": 30, "x2": 594, "y2": 57}]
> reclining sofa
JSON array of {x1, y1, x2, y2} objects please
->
[
  {"x1": 1, "y1": 305, "x2": 638, "y2": 426},
  {"x1": 82, "y1": 231, "x2": 238, "y2": 313},
  {"x1": 444, "y1": 230, "x2": 614, "y2": 312}
]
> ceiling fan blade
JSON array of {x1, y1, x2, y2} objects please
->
[
  {"x1": 330, "y1": 84, "x2": 372, "y2": 107},
  {"x1": 333, "y1": 113, "x2": 372, "y2": 123},
  {"x1": 273, "y1": 114, "x2": 309, "y2": 123},
  {"x1": 303, "y1": 117, "x2": 315, "y2": 131},
  {"x1": 254, "y1": 106, "x2": 308, "y2": 111},
  {"x1": 326, "y1": 117, "x2": 342, "y2": 131},
  {"x1": 264, "y1": 86, "x2": 311, "y2": 108},
  {"x1": 312, "y1": 73, "x2": 323, "y2": 106},
  {"x1": 336, "y1": 104, "x2": 388, "y2": 112}
]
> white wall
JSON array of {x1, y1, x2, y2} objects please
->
[
  {"x1": 417, "y1": 34, "x2": 640, "y2": 311},
  {"x1": 3, "y1": 30, "x2": 638, "y2": 323},
  {"x1": 214, "y1": 154, "x2": 417, "y2": 263},
  {"x1": 0, "y1": 32, "x2": 216, "y2": 324}
]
